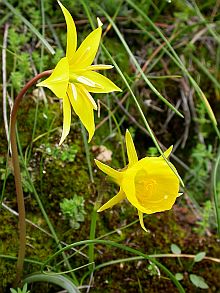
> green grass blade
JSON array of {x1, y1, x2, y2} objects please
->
[
  {"x1": 126, "y1": 0, "x2": 219, "y2": 138},
  {"x1": 0, "y1": 254, "x2": 43, "y2": 266},
  {"x1": 0, "y1": 146, "x2": 11, "y2": 204},
  {"x1": 88, "y1": 209, "x2": 97, "y2": 273},
  {"x1": 2, "y1": 0, "x2": 55, "y2": 55},
  {"x1": 99, "y1": 101, "x2": 127, "y2": 166},
  {"x1": 81, "y1": 123, "x2": 94, "y2": 183},
  {"x1": 0, "y1": 12, "x2": 12, "y2": 26},
  {"x1": 42, "y1": 239, "x2": 185, "y2": 293},
  {"x1": 23, "y1": 273, "x2": 80, "y2": 293},
  {"x1": 191, "y1": 55, "x2": 220, "y2": 90},
  {"x1": 191, "y1": 0, "x2": 220, "y2": 45},
  {"x1": 212, "y1": 149, "x2": 220, "y2": 236},
  {"x1": 97, "y1": 6, "x2": 184, "y2": 118}
]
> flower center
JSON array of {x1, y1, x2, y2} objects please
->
[{"x1": 134, "y1": 169, "x2": 157, "y2": 206}]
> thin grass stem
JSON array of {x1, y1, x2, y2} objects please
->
[{"x1": 42, "y1": 239, "x2": 185, "y2": 293}]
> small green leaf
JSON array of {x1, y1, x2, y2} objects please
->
[
  {"x1": 175, "y1": 273, "x2": 183, "y2": 281},
  {"x1": 171, "y1": 244, "x2": 181, "y2": 254},
  {"x1": 190, "y1": 274, "x2": 209, "y2": 289},
  {"x1": 194, "y1": 252, "x2": 206, "y2": 262}
]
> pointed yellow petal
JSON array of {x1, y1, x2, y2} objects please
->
[
  {"x1": 97, "y1": 188, "x2": 126, "y2": 212},
  {"x1": 138, "y1": 210, "x2": 149, "y2": 233},
  {"x1": 87, "y1": 64, "x2": 114, "y2": 71},
  {"x1": 95, "y1": 159, "x2": 122, "y2": 182},
  {"x1": 67, "y1": 84, "x2": 95, "y2": 142},
  {"x1": 125, "y1": 130, "x2": 138, "y2": 166},
  {"x1": 58, "y1": 1, "x2": 77, "y2": 61},
  {"x1": 78, "y1": 71, "x2": 122, "y2": 93},
  {"x1": 70, "y1": 27, "x2": 102, "y2": 69},
  {"x1": 59, "y1": 94, "x2": 71, "y2": 145},
  {"x1": 37, "y1": 57, "x2": 69, "y2": 98},
  {"x1": 160, "y1": 145, "x2": 173, "y2": 159}
]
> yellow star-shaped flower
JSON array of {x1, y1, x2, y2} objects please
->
[
  {"x1": 37, "y1": 1, "x2": 121, "y2": 144},
  {"x1": 95, "y1": 130, "x2": 181, "y2": 232}
]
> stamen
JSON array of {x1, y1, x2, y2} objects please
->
[
  {"x1": 77, "y1": 76, "x2": 103, "y2": 89},
  {"x1": 71, "y1": 84, "x2": 77, "y2": 101},
  {"x1": 82, "y1": 89, "x2": 97, "y2": 110},
  {"x1": 77, "y1": 76, "x2": 96, "y2": 87}
]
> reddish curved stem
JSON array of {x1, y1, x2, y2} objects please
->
[{"x1": 10, "y1": 70, "x2": 52, "y2": 285}]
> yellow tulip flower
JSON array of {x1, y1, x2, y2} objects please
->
[
  {"x1": 37, "y1": 1, "x2": 121, "y2": 145},
  {"x1": 95, "y1": 130, "x2": 181, "y2": 232}
]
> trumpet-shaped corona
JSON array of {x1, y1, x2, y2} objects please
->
[
  {"x1": 95, "y1": 130, "x2": 181, "y2": 232},
  {"x1": 37, "y1": 1, "x2": 121, "y2": 145}
]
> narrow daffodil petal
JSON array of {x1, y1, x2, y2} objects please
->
[
  {"x1": 70, "y1": 27, "x2": 102, "y2": 69},
  {"x1": 80, "y1": 71, "x2": 122, "y2": 93},
  {"x1": 125, "y1": 130, "x2": 138, "y2": 166},
  {"x1": 58, "y1": 1, "x2": 77, "y2": 61},
  {"x1": 37, "y1": 57, "x2": 69, "y2": 98},
  {"x1": 161, "y1": 145, "x2": 173, "y2": 159},
  {"x1": 98, "y1": 188, "x2": 126, "y2": 212},
  {"x1": 59, "y1": 94, "x2": 71, "y2": 145},
  {"x1": 68, "y1": 84, "x2": 95, "y2": 142},
  {"x1": 87, "y1": 65, "x2": 114, "y2": 71},
  {"x1": 138, "y1": 210, "x2": 149, "y2": 233},
  {"x1": 95, "y1": 159, "x2": 122, "y2": 182}
]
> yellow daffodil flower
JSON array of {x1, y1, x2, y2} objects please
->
[
  {"x1": 37, "y1": 1, "x2": 121, "y2": 145},
  {"x1": 95, "y1": 130, "x2": 181, "y2": 232}
]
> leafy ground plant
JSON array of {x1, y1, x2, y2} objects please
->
[
  {"x1": 172, "y1": 244, "x2": 209, "y2": 289},
  {"x1": 10, "y1": 283, "x2": 30, "y2": 293},
  {"x1": 60, "y1": 195, "x2": 86, "y2": 229}
]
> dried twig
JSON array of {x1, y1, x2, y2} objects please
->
[{"x1": 2, "y1": 23, "x2": 12, "y2": 150}]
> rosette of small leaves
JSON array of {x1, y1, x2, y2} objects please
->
[
  {"x1": 45, "y1": 143, "x2": 78, "y2": 162},
  {"x1": 60, "y1": 195, "x2": 86, "y2": 229},
  {"x1": 10, "y1": 283, "x2": 30, "y2": 293}
]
